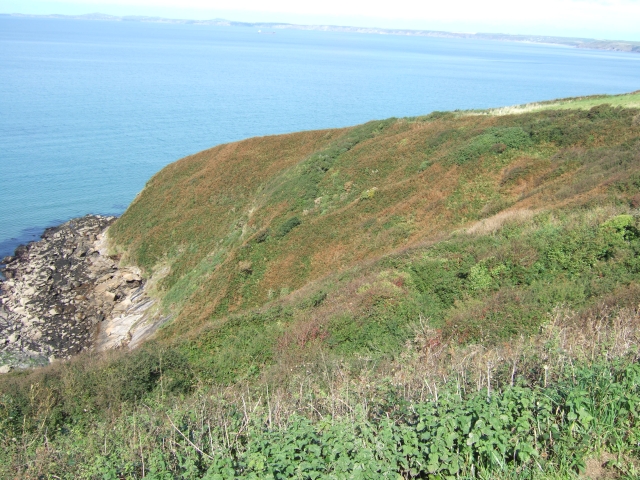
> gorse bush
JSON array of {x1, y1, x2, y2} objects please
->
[
  {"x1": 523, "y1": 104, "x2": 638, "y2": 147},
  {"x1": 360, "y1": 187, "x2": 378, "y2": 200},
  {"x1": 277, "y1": 216, "x2": 302, "y2": 238},
  {"x1": 0, "y1": 346, "x2": 194, "y2": 445},
  {"x1": 274, "y1": 118, "x2": 395, "y2": 210},
  {"x1": 601, "y1": 214, "x2": 639, "y2": 243},
  {"x1": 111, "y1": 348, "x2": 194, "y2": 402}
]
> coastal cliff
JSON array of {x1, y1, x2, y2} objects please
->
[
  {"x1": 2, "y1": 92, "x2": 640, "y2": 477},
  {"x1": 2, "y1": 91, "x2": 640, "y2": 375}
]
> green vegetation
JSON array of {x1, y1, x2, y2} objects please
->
[
  {"x1": 2, "y1": 305, "x2": 640, "y2": 478},
  {"x1": 2, "y1": 92, "x2": 640, "y2": 477},
  {"x1": 277, "y1": 217, "x2": 302, "y2": 238},
  {"x1": 451, "y1": 126, "x2": 532, "y2": 165}
]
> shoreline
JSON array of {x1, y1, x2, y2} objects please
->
[
  {"x1": 0, "y1": 215, "x2": 163, "y2": 373},
  {"x1": 3, "y1": 13, "x2": 639, "y2": 55},
  {"x1": 0, "y1": 215, "x2": 124, "y2": 266}
]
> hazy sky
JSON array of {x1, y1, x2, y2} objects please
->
[{"x1": 2, "y1": 0, "x2": 640, "y2": 41}]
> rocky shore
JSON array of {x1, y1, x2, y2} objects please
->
[{"x1": 0, "y1": 215, "x2": 161, "y2": 373}]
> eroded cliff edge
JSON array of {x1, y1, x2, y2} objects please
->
[{"x1": 0, "y1": 215, "x2": 165, "y2": 372}]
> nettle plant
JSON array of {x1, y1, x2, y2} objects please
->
[{"x1": 188, "y1": 361, "x2": 640, "y2": 479}]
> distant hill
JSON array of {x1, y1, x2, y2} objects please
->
[{"x1": 4, "y1": 12, "x2": 640, "y2": 53}]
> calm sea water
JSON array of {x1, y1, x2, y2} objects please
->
[{"x1": 1, "y1": 16, "x2": 640, "y2": 259}]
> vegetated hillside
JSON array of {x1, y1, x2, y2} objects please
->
[
  {"x1": 2, "y1": 92, "x2": 640, "y2": 478},
  {"x1": 108, "y1": 91, "x2": 640, "y2": 380}
]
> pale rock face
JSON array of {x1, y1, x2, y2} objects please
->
[
  {"x1": 0, "y1": 365, "x2": 11, "y2": 374},
  {"x1": 29, "y1": 329, "x2": 43, "y2": 341},
  {"x1": 0, "y1": 215, "x2": 167, "y2": 370},
  {"x1": 122, "y1": 272, "x2": 140, "y2": 282}
]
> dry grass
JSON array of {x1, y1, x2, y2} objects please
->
[
  {"x1": 256, "y1": 303, "x2": 640, "y2": 426},
  {"x1": 485, "y1": 91, "x2": 640, "y2": 116},
  {"x1": 488, "y1": 103, "x2": 547, "y2": 116},
  {"x1": 464, "y1": 208, "x2": 536, "y2": 235},
  {"x1": 154, "y1": 297, "x2": 640, "y2": 440}
]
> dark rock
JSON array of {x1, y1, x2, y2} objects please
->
[{"x1": 63, "y1": 305, "x2": 76, "y2": 314}]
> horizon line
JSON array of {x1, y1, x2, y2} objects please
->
[{"x1": 2, "y1": 11, "x2": 640, "y2": 51}]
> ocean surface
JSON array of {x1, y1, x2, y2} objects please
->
[{"x1": 1, "y1": 16, "x2": 640, "y2": 259}]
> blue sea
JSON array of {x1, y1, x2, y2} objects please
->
[{"x1": 1, "y1": 16, "x2": 640, "y2": 259}]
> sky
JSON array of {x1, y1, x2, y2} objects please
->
[{"x1": 2, "y1": 0, "x2": 640, "y2": 41}]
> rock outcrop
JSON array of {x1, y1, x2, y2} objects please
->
[{"x1": 0, "y1": 215, "x2": 161, "y2": 371}]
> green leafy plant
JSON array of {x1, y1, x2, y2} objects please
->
[
  {"x1": 453, "y1": 126, "x2": 532, "y2": 165},
  {"x1": 277, "y1": 216, "x2": 301, "y2": 237}
]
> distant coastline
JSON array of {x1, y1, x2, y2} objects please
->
[{"x1": 2, "y1": 12, "x2": 640, "y2": 54}]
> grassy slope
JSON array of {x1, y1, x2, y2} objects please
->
[
  {"x1": 108, "y1": 91, "x2": 640, "y2": 377},
  {"x1": 2, "y1": 92, "x2": 640, "y2": 478}
]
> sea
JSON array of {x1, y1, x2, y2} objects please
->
[{"x1": 1, "y1": 15, "x2": 640, "y2": 260}]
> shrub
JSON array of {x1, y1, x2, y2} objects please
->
[
  {"x1": 501, "y1": 164, "x2": 533, "y2": 186},
  {"x1": 112, "y1": 348, "x2": 193, "y2": 402},
  {"x1": 468, "y1": 264, "x2": 493, "y2": 291},
  {"x1": 360, "y1": 187, "x2": 378, "y2": 200},
  {"x1": 308, "y1": 291, "x2": 327, "y2": 307},
  {"x1": 600, "y1": 214, "x2": 638, "y2": 242},
  {"x1": 422, "y1": 110, "x2": 455, "y2": 121},
  {"x1": 277, "y1": 217, "x2": 301, "y2": 237},
  {"x1": 417, "y1": 160, "x2": 431, "y2": 172},
  {"x1": 254, "y1": 229, "x2": 269, "y2": 243},
  {"x1": 586, "y1": 104, "x2": 622, "y2": 120},
  {"x1": 453, "y1": 127, "x2": 532, "y2": 165}
]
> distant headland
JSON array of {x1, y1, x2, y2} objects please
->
[{"x1": 3, "y1": 12, "x2": 640, "y2": 54}]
